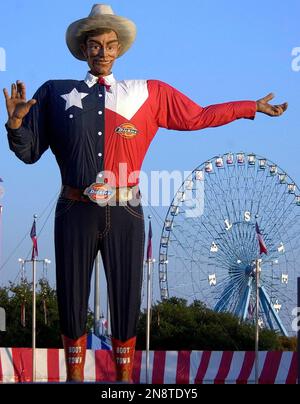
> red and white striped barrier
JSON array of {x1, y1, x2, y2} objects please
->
[{"x1": 0, "y1": 349, "x2": 297, "y2": 384}]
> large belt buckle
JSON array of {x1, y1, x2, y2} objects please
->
[
  {"x1": 84, "y1": 183, "x2": 116, "y2": 206},
  {"x1": 118, "y1": 187, "x2": 133, "y2": 203}
]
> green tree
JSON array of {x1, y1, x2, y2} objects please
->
[
  {"x1": 277, "y1": 336, "x2": 297, "y2": 351},
  {"x1": 136, "y1": 298, "x2": 294, "y2": 351},
  {"x1": 1, "y1": 287, "x2": 295, "y2": 351},
  {"x1": 0, "y1": 281, "x2": 93, "y2": 348}
]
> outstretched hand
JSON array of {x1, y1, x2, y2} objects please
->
[
  {"x1": 256, "y1": 93, "x2": 288, "y2": 117},
  {"x1": 3, "y1": 81, "x2": 36, "y2": 129}
]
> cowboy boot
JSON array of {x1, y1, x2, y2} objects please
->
[
  {"x1": 112, "y1": 336, "x2": 136, "y2": 383},
  {"x1": 62, "y1": 334, "x2": 87, "y2": 383}
]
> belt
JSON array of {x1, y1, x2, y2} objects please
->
[{"x1": 60, "y1": 185, "x2": 139, "y2": 204}]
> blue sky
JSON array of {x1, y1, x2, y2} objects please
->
[{"x1": 0, "y1": 0, "x2": 299, "y2": 309}]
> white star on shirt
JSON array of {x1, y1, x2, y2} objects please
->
[{"x1": 61, "y1": 88, "x2": 89, "y2": 111}]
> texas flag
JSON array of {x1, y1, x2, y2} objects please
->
[
  {"x1": 0, "y1": 178, "x2": 4, "y2": 201},
  {"x1": 30, "y1": 219, "x2": 38, "y2": 260},
  {"x1": 146, "y1": 220, "x2": 153, "y2": 261},
  {"x1": 256, "y1": 223, "x2": 268, "y2": 255}
]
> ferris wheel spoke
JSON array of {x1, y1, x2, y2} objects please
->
[
  {"x1": 209, "y1": 169, "x2": 253, "y2": 257},
  {"x1": 214, "y1": 273, "x2": 248, "y2": 312},
  {"x1": 214, "y1": 271, "x2": 249, "y2": 300},
  {"x1": 265, "y1": 199, "x2": 298, "y2": 246},
  {"x1": 264, "y1": 194, "x2": 294, "y2": 232},
  {"x1": 254, "y1": 172, "x2": 278, "y2": 218}
]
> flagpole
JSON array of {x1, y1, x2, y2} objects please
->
[
  {"x1": 297, "y1": 278, "x2": 300, "y2": 385},
  {"x1": 94, "y1": 251, "x2": 101, "y2": 337},
  {"x1": 146, "y1": 216, "x2": 153, "y2": 385},
  {"x1": 32, "y1": 214, "x2": 38, "y2": 383},
  {"x1": 146, "y1": 260, "x2": 152, "y2": 384},
  {"x1": 106, "y1": 294, "x2": 111, "y2": 337},
  {"x1": 255, "y1": 259, "x2": 260, "y2": 385},
  {"x1": 32, "y1": 255, "x2": 37, "y2": 383},
  {"x1": 254, "y1": 222, "x2": 268, "y2": 385}
]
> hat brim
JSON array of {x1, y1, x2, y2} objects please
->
[{"x1": 66, "y1": 15, "x2": 137, "y2": 61}]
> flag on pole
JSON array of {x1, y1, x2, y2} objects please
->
[
  {"x1": 30, "y1": 219, "x2": 38, "y2": 260},
  {"x1": 147, "y1": 220, "x2": 153, "y2": 261},
  {"x1": 256, "y1": 222, "x2": 268, "y2": 255},
  {"x1": 100, "y1": 335, "x2": 112, "y2": 351},
  {"x1": 0, "y1": 178, "x2": 4, "y2": 200},
  {"x1": 101, "y1": 317, "x2": 108, "y2": 331}
]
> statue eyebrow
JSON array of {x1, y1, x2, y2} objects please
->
[{"x1": 87, "y1": 39, "x2": 119, "y2": 45}]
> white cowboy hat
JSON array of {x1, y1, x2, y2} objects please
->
[{"x1": 66, "y1": 4, "x2": 137, "y2": 60}]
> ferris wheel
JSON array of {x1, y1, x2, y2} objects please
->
[{"x1": 159, "y1": 152, "x2": 300, "y2": 336}]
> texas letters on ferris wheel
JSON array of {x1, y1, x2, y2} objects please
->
[{"x1": 159, "y1": 152, "x2": 300, "y2": 337}]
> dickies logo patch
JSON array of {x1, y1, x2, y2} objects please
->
[
  {"x1": 84, "y1": 183, "x2": 115, "y2": 206},
  {"x1": 115, "y1": 123, "x2": 139, "y2": 139}
]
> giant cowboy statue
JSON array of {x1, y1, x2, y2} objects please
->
[{"x1": 3, "y1": 5, "x2": 288, "y2": 383}]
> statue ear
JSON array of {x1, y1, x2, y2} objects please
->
[
  {"x1": 117, "y1": 43, "x2": 121, "y2": 57},
  {"x1": 80, "y1": 44, "x2": 88, "y2": 60}
]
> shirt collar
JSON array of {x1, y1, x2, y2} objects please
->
[{"x1": 84, "y1": 72, "x2": 116, "y2": 88}]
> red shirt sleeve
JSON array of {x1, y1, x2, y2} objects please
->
[{"x1": 148, "y1": 80, "x2": 257, "y2": 131}]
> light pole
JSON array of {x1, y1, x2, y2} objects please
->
[
  {"x1": 18, "y1": 257, "x2": 51, "y2": 383},
  {"x1": 146, "y1": 216, "x2": 154, "y2": 384},
  {"x1": 146, "y1": 256, "x2": 155, "y2": 384},
  {"x1": 297, "y1": 278, "x2": 300, "y2": 384},
  {"x1": 255, "y1": 259, "x2": 262, "y2": 385},
  {"x1": 94, "y1": 251, "x2": 101, "y2": 337}
]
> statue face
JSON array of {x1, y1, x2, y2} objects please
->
[{"x1": 81, "y1": 31, "x2": 121, "y2": 77}]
